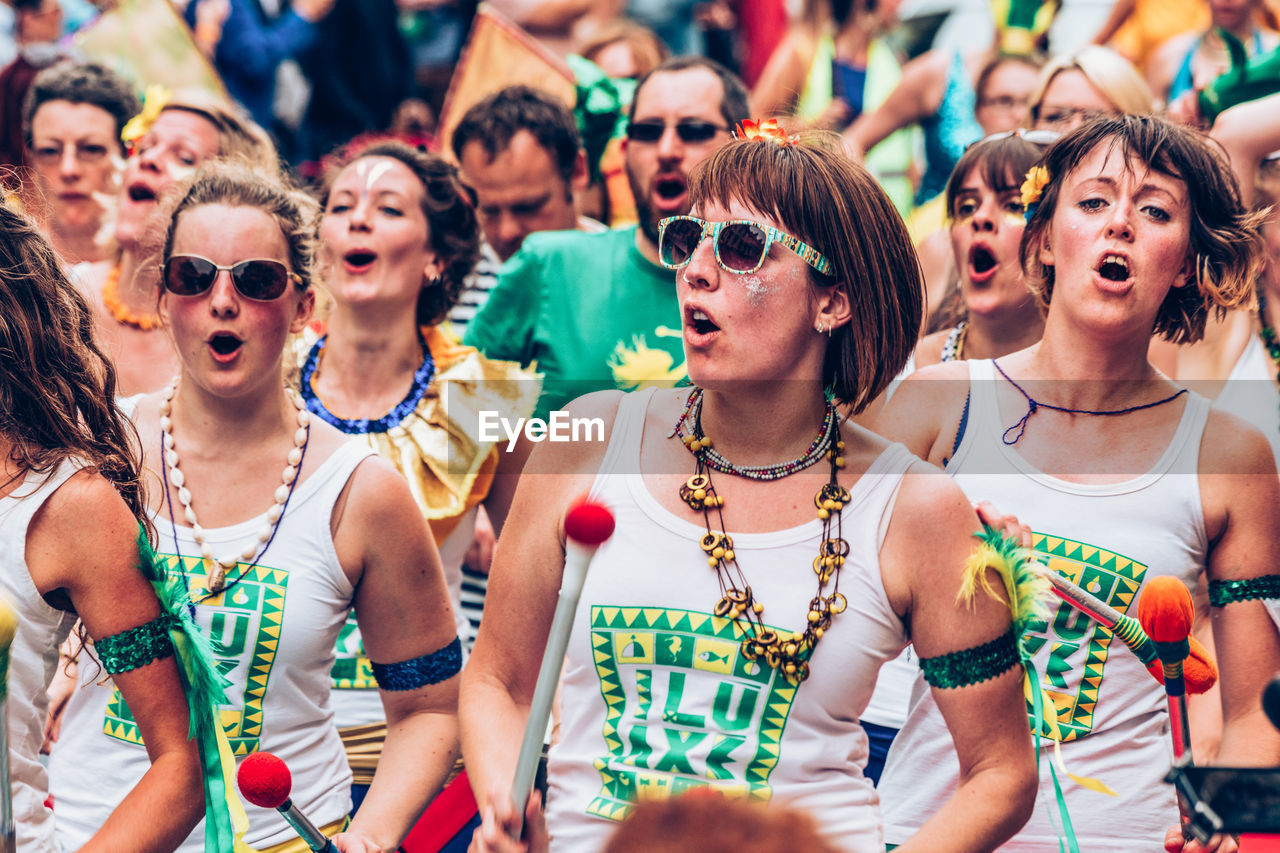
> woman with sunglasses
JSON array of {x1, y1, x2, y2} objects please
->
[
  {"x1": 0, "y1": 203, "x2": 204, "y2": 850},
  {"x1": 874, "y1": 115, "x2": 1280, "y2": 852},
  {"x1": 914, "y1": 132, "x2": 1047, "y2": 368},
  {"x1": 462, "y1": 131, "x2": 1036, "y2": 853},
  {"x1": 50, "y1": 162, "x2": 463, "y2": 853},
  {"x1": 71, "y1": 91, "x2": 277, "y2": 396},
  {"x1": 304, "y1": 140, "x2": 536, "y2": 813}
]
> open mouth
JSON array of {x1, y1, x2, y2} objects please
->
[
  {"x1": 689, "y1": 309, "x2": 720, "y2": 335},
  {"x1": 1097, "y1": 254, "x2": 1131, "y2": 283},
  {"x1": 127, "y1": 183, "x2": 156, "y2": 203},
  {"x1": 209, "y1": 333, "x2": 243, "y2": 357},
  {"x1": 655, "y1": 177, "x2": 686, "y2": 201},
  {"x1": 970, "y1": 246, "x2": 997, "y2": 276},
  {"x1": 344, "y1": 250, "x2": 376, "y2": 269}
]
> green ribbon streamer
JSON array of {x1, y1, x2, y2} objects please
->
[
  {"x1": 567, "y1": 55, "x2": 634, "y2": 183},
  {"x1": 1198, "y1": 29, "x2": 1280, "y2": 124},
  {"x1": 133, "y1": 526, "x2": 239, "y2": 850}
]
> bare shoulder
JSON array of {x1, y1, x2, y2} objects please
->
[
  {"x1": 890, "y1": 461, "x2": 975, "y2": 538},
  {"x1": 28, "y1": 468, "x2": 140, "y2": 593},
  {"x1": 913, "y1": 329, "x2": 949, "y2": 369},
  {"x1": 1199, "y1": 408, "x2": 1279, "y2": 477},
  {"x1": 876, "y1": 360, "x2": 971, "y2": 427},
  {"x1": 520, "y1": 389, "x2": 626, "y2": 476}
]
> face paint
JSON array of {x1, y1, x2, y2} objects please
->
[
  {"x1": 355, "y1": 158, "x2": 396, "y2": 201},
  {"x1": 740, "y1": 273, "x2": 776, "y2": 307}
]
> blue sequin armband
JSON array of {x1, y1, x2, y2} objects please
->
[
  {"x1": 371, "y1": 637, "x2": 462, "y2": 691},
  {"x1": 96, "y1": 613, "x2": 176, "y2": 674},
  {"x1": 1209, "y1": 574, "x2": 1280, "y2": 607}
]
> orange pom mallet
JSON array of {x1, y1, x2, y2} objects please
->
[
  {"x1": 1135, "y1": 575, "x2": 1197, "y2": 825},
  {"x1": 1144, "y1": 634, "x2": 1219, "y2": 695}
]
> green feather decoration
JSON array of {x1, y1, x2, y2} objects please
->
[{"x1": 957, "y1": 525, "x2": 1052, "y2": 639}]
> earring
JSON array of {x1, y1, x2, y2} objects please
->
[{"x1": 815, "y1": 321, "x2": 826, "y2": 334}]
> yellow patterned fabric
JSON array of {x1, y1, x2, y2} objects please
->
[{"x1": 295, "y1": 325, "x2": 540, "y2": 540}]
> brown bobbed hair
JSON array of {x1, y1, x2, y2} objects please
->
[
  {"x1": 0, "y1": 202, "x2": 148, "y2": 525},
  {"x1": 601, "y1": 794, "x2": 842, "y2": 853},
  {"x1": 687, "y1": 134, "x2": 922, "y2": 412},
  {"x1": 159, "y1": 161, "x2": 319, "y2": 295},
  {"x1": 1019, "y1": 114, "x2": 1266, "y2": 344},
  {"x1": 320, "y1": 141, "x2": 480, "y2": 327},
  {"x1": 945, "y1": 133, "x2": 1046, "y2": 220}
]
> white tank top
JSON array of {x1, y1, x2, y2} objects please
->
[
  {"x1": 0, "y1": 463, "x2": 80, "y2": 851},
  {"x1": 545, "y1": 389, "x2": 917, "y2": 853},
  {"x1": 880, "y1": 359, "x2": 1211, "y2": 850},
  {"x1": 51, "y1": 441, "x2": 373, "y2": 852}
]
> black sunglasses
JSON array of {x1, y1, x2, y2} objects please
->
[
  {"x1": 627, "y1": 120, "x2": 728, "y2": 144},
  {"x1": 162, "y1": 254, "x2": 298, "y2": 301}
]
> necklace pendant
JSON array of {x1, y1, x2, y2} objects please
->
[
  {"x1": 681, "y1": 474, "x2": 720, "y2": 511},
  {"x1": 207, "y1": 563, "x2": 227, "y2": 594}
]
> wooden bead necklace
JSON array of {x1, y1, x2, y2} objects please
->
[
  {"x1": 102, "y1": 262, "x2": 162, "y2": 331},
  {"x1": 160, "y1": 382, "x2": 311, "y2": 595},
  {"x1": 672, "y1": 388, "x2": 850, "y2": 684}
]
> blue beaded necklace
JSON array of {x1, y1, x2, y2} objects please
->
[
  {"x1": 300, "y1": 331, "x2": 436, "y2": 434},
  {"x1": 993, "y1": 358, "x2": 1188, "y2": 445}
]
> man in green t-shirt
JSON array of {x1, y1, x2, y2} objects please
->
[{"x1": 464, "y1": 56, "x2": 750, "y2": 420}]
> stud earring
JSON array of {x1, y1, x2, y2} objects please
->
[{"x1": 815, "y1": 321, "x2": 828, "y2": 335}]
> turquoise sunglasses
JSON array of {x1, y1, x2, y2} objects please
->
[{"x1": 658, "y1": 215, "x2": 835, "y2": 277}]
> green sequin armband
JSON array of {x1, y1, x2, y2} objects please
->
[
  {"x1": 919, "y1": 629, "x2": 1019, "y2": 689},
  {"x1": 95, "y1": 613, "x2": 176, "y2": 674},
  {"x1": 1209, "y1": 575, "x2": 1280, "y2": 607}
]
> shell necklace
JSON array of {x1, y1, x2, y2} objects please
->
[{"x1": 159, "y1": 382, "x2": 311, "y2": 594}]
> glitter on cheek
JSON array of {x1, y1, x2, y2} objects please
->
[{"x1": 741, "y1": 274, "x2": 775, "y2": 306}]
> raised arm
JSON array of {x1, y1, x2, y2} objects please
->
[
  {"x1": 28, "y1": 472, "x2": 202, "y2": 852},
  {"x1": 460, "y1": 391, "x2": 620, "y2": 851},
  {"x1": 881, "y1": 469, "x2": 1037, "y2": 852},
  {"x1": 842, "y1": 50, "x2": 948, "y2": 158},
  {"x1": 1210, "y1": 91, "x2": 1280, "y2": 208},
  {"x1": 332, "y1": 457, "x2": 463, "y2": 852}
]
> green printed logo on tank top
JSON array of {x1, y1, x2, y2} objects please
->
[
  {"x1": 103, "y1": 555, "x2": 289, "y2": 756},
  {"x1": 1021, "y1": 533, "x2": 1147, "y2": 742},
  {"x1": 330, "y1": 611, "x2": 377, "y2": 690},
  {"x1": 586, "y1": 605, "x2": 802, "y2": 822}
]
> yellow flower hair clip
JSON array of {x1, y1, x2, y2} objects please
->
[
  {"x1": 1020, "y1": 164, "x2": 1050, "y2": 208},
  {"x1": 120, "y1": 85, "x2": 172, "y2": 149},
  {"x1": 735, "y1": 118, "x2": 799, "y2": 146}
]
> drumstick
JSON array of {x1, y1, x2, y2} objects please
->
[
  {"x1": 0, "y1": 597, "x2": 17, "y2": 853},
  {"x1": 1049, "y1": 572, "x2": 1217, "y2": 694},
  {"x1": 509, "y1": 500, "x2": 615, "y2": 839}
]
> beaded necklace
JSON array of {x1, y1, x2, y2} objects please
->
[
  {"x1": 672, "y1": 388, "x2": 849, "y2": 684},
  {"x1": 941, "y1": 319, "x2": 969, "y2": 363},
  {"x1": 160, "y1": 384, "x2": 311, "y2": 601},
  {"x1": 102, "y1": 261, "x2": 162, "y2": 331},
  {"x1": 672, "y1": 387, "x2": 838, "y2": 480},
  {"x1": 299, "y1": 332, "x2": 435, "y2": 434},
  {"x1": 993, "y1": 358, "x2": 1188, "y2": 445}
]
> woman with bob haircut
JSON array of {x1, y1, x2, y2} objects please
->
[
  {"x1": 1025, "y1": 45, "x2": 1154, "y2": 134},
  {"x1": 875, "y1": 114, "x2": 1280, "y2": 852},
  {"x1": 916, "y1": 131, "x2": 1049, "y2": 366},
  {"x1": 73, "y1": 90, "x2": 277, "y2": 396},
  {"x1": 461, "y1": 130, "x2": 1037, "y2": 853},
  {"x1": 49, "y1": 162, "x2": 462, "y2": 853},
  {"x1": 0, "y1": 203, "x2": 203, "y2": 849}
]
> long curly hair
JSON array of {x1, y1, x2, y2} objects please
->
[
  {"x1": 0, "y1": 202, "x2": 147, "y2": 524},
  {"x1": 320, "y1": 140, "x2": 480, "y2": 327}
]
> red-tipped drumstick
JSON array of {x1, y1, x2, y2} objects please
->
[
  {"x1": 237, "y1": 751, "x2": 336, "y2": 852},
  {"x1": 509, "y1": 500, "x2": 615, "y2": 838}
]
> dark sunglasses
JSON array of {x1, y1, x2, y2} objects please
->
[
  {"x1": 161, "y1": 254, "x2": 298, "y2": 301},
  {"x1": 658, "y1": 216, "x2": 834, "y2": 276},
  {"x1": 627, "y1": 120, "x2": 728, "y2": 144}
]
